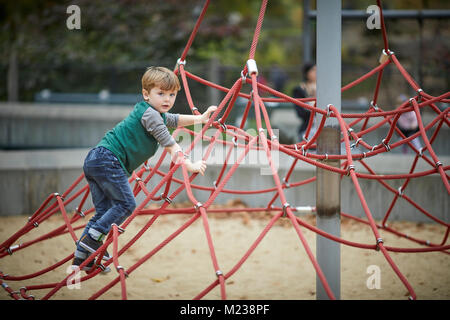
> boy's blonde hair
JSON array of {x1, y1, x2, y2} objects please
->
[{"x1": 142, "y1": 66, "x2": 181, "y2": 92}]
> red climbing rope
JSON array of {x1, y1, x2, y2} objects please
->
[{"x1": 0, "y1": 0, "x2": 448, "y2": 301}]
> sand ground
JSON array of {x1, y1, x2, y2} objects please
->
[{"x1": 0, "y1": 200, "x2": 449, "y2": 300}]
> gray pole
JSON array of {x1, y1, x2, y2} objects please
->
[
  {"x1": 315, "y1": 0, "x2": 341, "y2": 300},
  {"x1": 208, "y1": 56, "x2": 220, "y2": 106},
  {"x1": 308, "y1": 9, "x2": 450, "y2": 20},
  {"x1": 302, "y1": 0, "x2": 311, "y2": 64}
]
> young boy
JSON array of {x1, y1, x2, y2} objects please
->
[{"x1": 72, "y1": 66, "x2": 217, "y2": 271}]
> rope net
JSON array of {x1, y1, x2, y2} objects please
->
[{"x1": 1, "y1": 0, "x2": 449, "y2": 300}]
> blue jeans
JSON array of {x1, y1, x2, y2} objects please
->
[{"x1": 75, "y1": 147, "x2": 136, "y2": 255}]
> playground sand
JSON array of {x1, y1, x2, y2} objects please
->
[{"x1": 0, "y1": 200, "x2": 449, "y2": 300}]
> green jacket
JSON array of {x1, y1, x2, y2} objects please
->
[{"x1": 97, "y1": 101, "x2": 178, "y2": 176}]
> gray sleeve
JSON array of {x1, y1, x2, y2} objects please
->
[
  {"x1": 165, "y1": 112, "x2": 179, "y2": 129},
  {"x1": 141, "y1": 107, "x2": 176, "y2": 147}
]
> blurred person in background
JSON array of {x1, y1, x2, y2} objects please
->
[
  {"x1": 292, "y1": 62, "x2": 316, "y2": 141},
  {"x1": 396, "y1": 94, "x2": 422, "y2": 154}
]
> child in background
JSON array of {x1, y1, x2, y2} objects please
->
[{"x1": 396, "y1": 94, "x2": 422, "y2": 153}]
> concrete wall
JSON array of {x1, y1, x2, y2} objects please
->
[
  {"x1": 0, "y1": 146, "x2": 448, "y2": 224},
  {"x1": 0, "y1": 102, "x2": 447, "y2": 222},
  {"x1": 270, "y1": 109, "x2": 449, "y2": 154},
  {"x1": 0, "y1": 103, "x2": 448, "y2": 155},
  {"x1": 0, "y1": 103, "x2": 131, "y2": 149}
]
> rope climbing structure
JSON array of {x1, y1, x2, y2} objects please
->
[{"x1": 0, "y1": 0, "x2": 449, "y2": 300}]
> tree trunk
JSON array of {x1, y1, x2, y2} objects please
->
[{"x1": 8, "y1": 47, "x2": 19, "y2": 102}]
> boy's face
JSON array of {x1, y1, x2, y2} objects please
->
[{"x1": 143, "y1": 86, "x2": 177, "y2": 113}]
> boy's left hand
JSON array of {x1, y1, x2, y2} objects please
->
[
  {"x1": 186, "y1": 160, "x2": 207, "y2": 176},
  {"x1": 201, "y1": 105, "x2": 218, "y2": 124}
]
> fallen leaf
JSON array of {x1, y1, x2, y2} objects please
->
[{"x1": 151, "y1": 275, "x2": 170, "y2": 283}]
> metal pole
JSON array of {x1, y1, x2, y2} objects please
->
[
  {"x1": 209, "y1": 56, "x2": 220, "y2": 106},
  {"x1": 418, "y1": 16, "x2": 423, "y2": 86},
  {"x1": 308, "y1": 9, "x2": 450, "y2": 20},
  {"x1": 302, "y1": 0, "x2": 311, "y2": 64},
  {"x1": 316, "y1": 0, "x2": 341, "y2": 300}
]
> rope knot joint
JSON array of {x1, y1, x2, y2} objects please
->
[
  {"x1": 376, "y1": 238, "x2": 384, "y2": 251},
  {"x1": 194, "y1": 202, "x2": 203, "y2": 211},
  {"x1": 347, "y1": 164, "x2": 356, "y2": 176},
  {"x1": 382, "y1": 139, "x2": 391, "y2": 152},
  {"x1": 246, "y1": 59, "x2": 258, "y2": 76},
  {"x1": 112, "y1": 223, "x2": 125, "y2": 234},
  {"x1": 116, "y1": 266, "x2": 129, "y2": 278},
  {"x1": 282, "y1": 203, "x2": 290, "y2": 217}
]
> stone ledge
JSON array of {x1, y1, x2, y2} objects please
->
[{"x1": 0, "y1": 147, "x2": 448, "y2": 221}]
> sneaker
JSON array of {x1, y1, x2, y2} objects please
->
[
  {"x1": 78, "y1": 234, "x2": 111, "y2": 261},
  {"x1": 71, "y1": 257, "x2": 111, "y2": 274}
]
